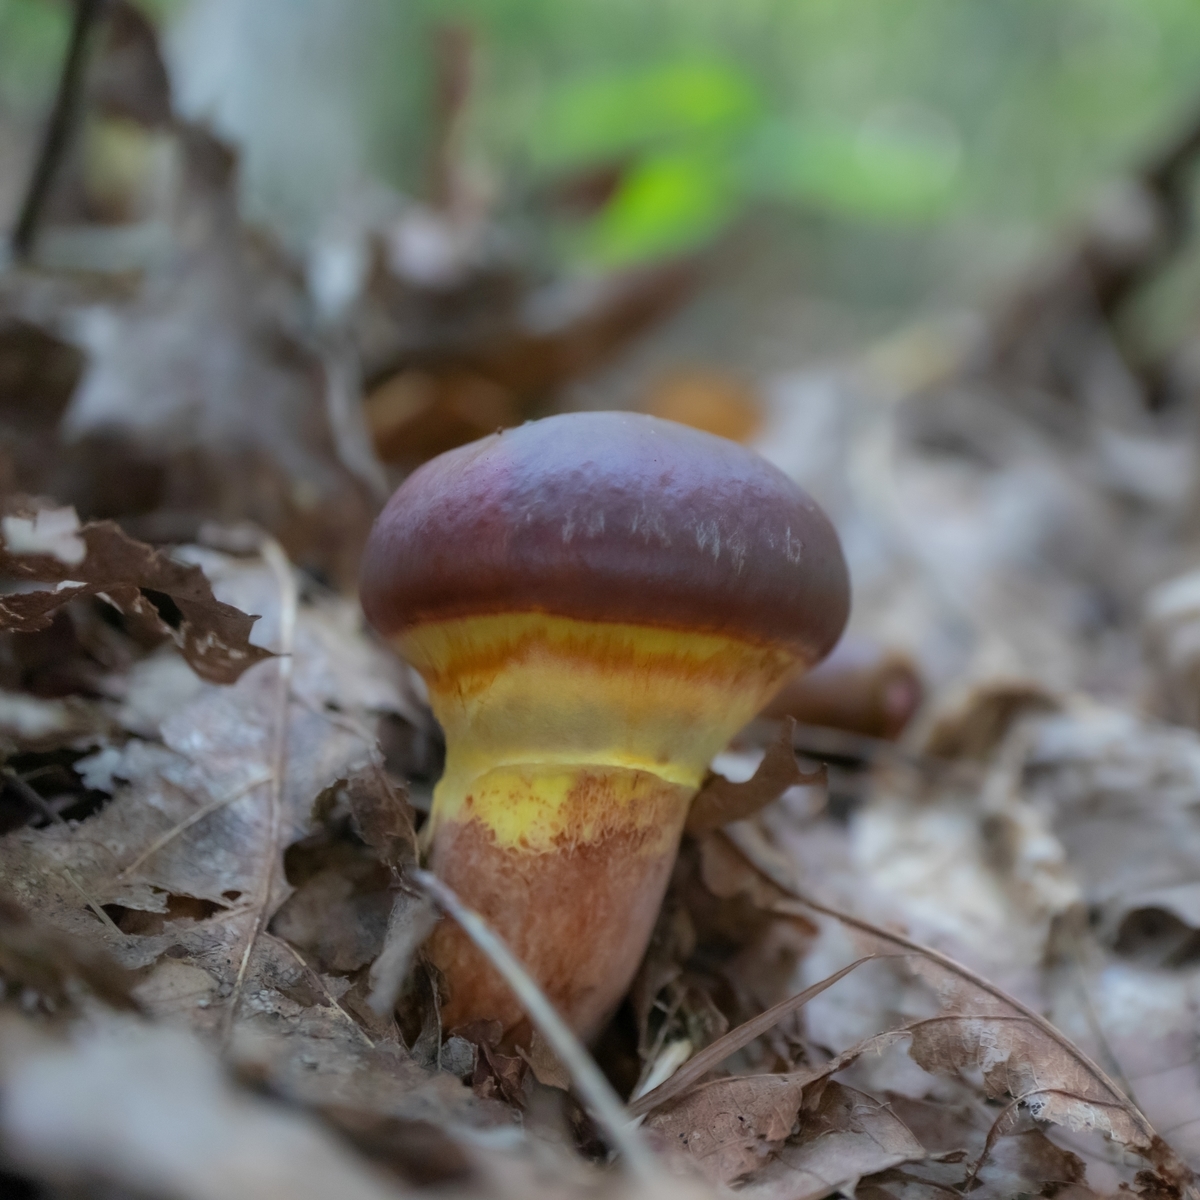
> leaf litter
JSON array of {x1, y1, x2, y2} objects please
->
[{"x1": 9, "y1": 10, "x2": 1200, "y2": 1200}]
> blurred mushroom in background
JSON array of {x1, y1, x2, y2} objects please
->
[
  {"x1": 761, "y1": 633, "x2": 924, "y2": 741},
  {"x1": 641, "y1": 366, "x2": 763, "y2": 443}
]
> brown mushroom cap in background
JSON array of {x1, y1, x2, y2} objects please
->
[
  {"x1": 761, "y1": 635, "x2": 924, "y2": 740},
  {"x1": 361, "y1": 410, "x2": 849, "y2": 663}
]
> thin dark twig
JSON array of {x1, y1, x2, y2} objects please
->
[
  {"x1": 1, "y1": 767, "x2": 65, "y2": 826},
  {"x1": 1162, "y1": 1113, "x2": 1200, "y2": 1136},
  {"x1": 11, "y1": 0, "x2": 107, "y2": 261},
  {"x1": 963, "y1": 1086, "x2": 1128, "y2": 1191},
  {"x1": 1068, "y1": 939, "x2": 1138, "y2": 1104}
]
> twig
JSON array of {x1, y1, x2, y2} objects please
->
[
  {"x1": 63, "y1": 867, "x2": 123, "y2": 937},
  {"x1": 11, "y1": 0, "x2": 107, "y2": 261},
  {"x1": 1068, "y1": 939, "x2": 1138, "y2": 1104},
  {"x1": 411, "y1": 868, "x2": 664, "y2": 1185},
  {"x1": 963, "y1": 1086, "x2": 1126, "y2": 1191},
  {"x1": 223, "y1": 537, "x2": 297, "y2": 1044},
  {"x1": 627, "y1": 954, "x2": 876, "y2": 1118},
  {"x1": 117, "y1": 771, "x2": 272, "y2": 879},
  {"x1": 2, "y1": 767, "x2": 66, "y2": 826}
]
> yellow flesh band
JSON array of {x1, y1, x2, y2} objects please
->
[{"x1": 398, "y1": 613, "x2": 797, "y2": 852}]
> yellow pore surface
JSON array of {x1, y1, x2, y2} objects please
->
[{"x1": 398, "y1": 612, "x2": 798, "y2": 853}]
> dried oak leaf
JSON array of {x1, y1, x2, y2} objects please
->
[
  {"x1": 791, "y1": 897, "x2": 1194, "y2": 1194},
  {"x1": 0, "y1": 503, "x2": 270, "y2": 684},
  {"x1": 709, "y1": 829, "x2": 1195, "y2": 1196}
]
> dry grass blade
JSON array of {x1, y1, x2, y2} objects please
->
[
  {"x1": 222, "y1": 537, "x2": 297, "y2": 1043},
  {"x1": 627, "y1": 954, "x2": 876, "y2": 1118},
  {"x1": 411, "y1": 868, "x2": 666, "y2": 1185},
  {"x1": 62, "y1": 868, "x2": 123, "y2": 938}
]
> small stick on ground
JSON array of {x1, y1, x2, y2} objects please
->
[
  {"x1": 11, "y1": 0, "x2": 107, "y2": 262},
  {"x1": 222, "y1": 537, "x2": 297, "y2": 1044}
]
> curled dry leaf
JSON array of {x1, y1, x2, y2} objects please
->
[
  {"x1": 0, "y1": 549, "x2": 417, "y2": 1021},
  {"x1": 687, "y1": 720, "x2": 825, "y2": 837},
  {"x1": 0, "y1": 501, "x2": 271, "y2": 684}
]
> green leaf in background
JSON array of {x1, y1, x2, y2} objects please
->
[
  {"x1": 0, "y1": 0, "x2": 69, "y2": 112},
  {"x1": 531, "y1": 59, "x2": 762, "y2": 170},
  {"x1": 570, "y1": 149, "x2": 735, "y2": 267},
  {"x1": 743, "y1": 107, "x2": 962, "y2": 223}
]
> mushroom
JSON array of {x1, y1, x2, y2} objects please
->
[
  {"x1": 760, "y1": 635, "x2": 923, "y2": 741},
  {"x1": 360, "y1": 411, "x2": 849, "y2": 1043}
]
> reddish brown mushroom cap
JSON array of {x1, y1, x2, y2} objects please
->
[{"x1": 360, "y1": 411, "x2": 849, "y2": 662}]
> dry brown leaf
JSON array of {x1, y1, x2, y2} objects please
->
[
  {"x1": 0, "y1": 501, "x2": 271, "y2": 684},
  {"x1": 645, "y1": 1044, "x2": 916, "y2": 1191},
  {"x1": 738, "y1": 1083, "x2": 926, "y2": 1200},
  {"x1": 6, "y1": 121, "x2": 386, "y2": 588},
  {"x1": 345, "y1": 763, "x2": 420, "y2": 874},
  {"x1": 687, "y1": 720, "x2": 824, "y2": 837},
  {"x1": 646, "y1": 1068, "x2": 815, "y2": 1184},
  {"x1": 782, "y1": 891, "x2": 1193, "y2": 1193},
  {"x1": 0, "y1": 550, "x2": 415, "y2": 1031},
  {"x1": 701, "y1": 829, "x2": 1193, "y2": 1195}
]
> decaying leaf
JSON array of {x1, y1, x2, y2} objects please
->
[
  {"x1": 738, "y1": 1083, "x2": 926, "y2": 1200},
  {"x1": 646, "y1": 1043, "x2": 922, "y2": 1192},
  {"x1": 0, "y1": 500, "x2": 271, "y2": 683}
]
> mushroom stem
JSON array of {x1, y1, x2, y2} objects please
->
[
  {"x1": 411, "y1": 869, "x2": 665, "y2": 1183},
  {"x1": 401, "y1": 612, "x2": 796, "y2": 1043}
]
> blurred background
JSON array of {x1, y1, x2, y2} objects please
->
[
  {"x1": 7, "y1": 0, "x2": 1200, "y2": 370},
  {"x1": 8, "y1": 0, "x2": 1200, "y2": 703},
  {"x1": 16, "y1": 5, "x2": 1200, "y2": 1170}
]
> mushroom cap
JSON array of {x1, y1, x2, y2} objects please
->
[{"x1": 360, "y1": 411, "x2": 849, "y2": 661}]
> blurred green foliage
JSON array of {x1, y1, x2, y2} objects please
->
[
  {"x1": 0, "y1": 0, "x2": 68, "y2": 113},
  {"x1": 435, "y1": 0, "x2": 1200, "y2": 266},
  {"x1": 5, "y1": 0, "x2": 1200, "y2": 275}
]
